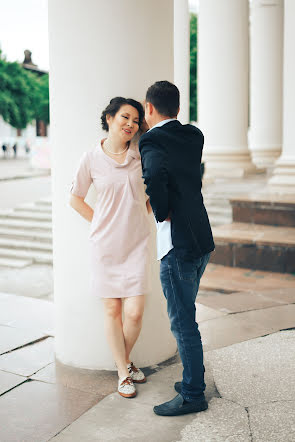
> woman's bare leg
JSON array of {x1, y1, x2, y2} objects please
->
[
  {"x1": 123, "y1": 295, "x2": 145, "y2": 363},
  {"x1": 103, "y1": 298, "x2": 129, "y2": 379}
]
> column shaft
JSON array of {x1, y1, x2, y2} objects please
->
[
  {"x1": 269, "y1": 0, "x2": 295, "y2": 191},
  {"x1": 198, "y1": 0, "x2": 255, "y2": 177},
  {"x1": 174, "y1": 0, "x2": 190, "y2": 123},
  {"x1": 48, "y1": 0, "x2": 176, "y2": 369},
  {"x1": 249, "y1": 0, "x2": 283, "y2": 168}
]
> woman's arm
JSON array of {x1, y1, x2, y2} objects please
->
[
  {"x1": 146, "y1": 198, "x2": 153, "y2": 214},
  {"x1": 70, "y1": 194, "x2": 94, "y2": 222}
]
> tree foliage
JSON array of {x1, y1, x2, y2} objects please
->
[
  {"x1": 0, "y1": 51, "x2": 49, "y2": 129},
  {"x1": 190, "y1": 13, "x2": 197, "y2": 122}
]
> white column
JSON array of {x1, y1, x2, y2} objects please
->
[
  {"x1": 249, "y1": 0, "x2": 283, "y2": 169},
  {"x1": 48, "y1": 0, "x2": 176, "y2": 370},
  {"x1": 269, "y1": 0, "x2": 295, "y2": 191},
  {"x1": 174, "y1": 0, "x2": 190, "y2": 123},
  {"x1": 198, "y1": 0, "x2": 256, "y2": 177}
]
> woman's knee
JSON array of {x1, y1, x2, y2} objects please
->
[
  {"x1": 103, "y1": 299, "x2": 122, "y2": 319},
  {"x1": 124, "y1": 305, "x2": 144, "y2": 324}
]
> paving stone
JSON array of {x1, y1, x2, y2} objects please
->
[
  {"x1": 197, "y1": 290, "x2": 286, "y2": 313},
  {"x1": 31, "y1": 360, "x2": 117, "y2": 398},
  {"x1": 199, "y1": 313, "x2": 270, "y2": 351},
  {"x1": 200, "y1": 264, "x2": 295, "y2": 293},
  {"x1": 0, "y1": 264, "x2": 53, "y2": 298},
  {"x1": 51, "y1": 361, "x2": 218, "y2": 442},
  {"x1": 206, "y1": 330, "x2": 295, "y2": 407},
  {"x1": 0, "y1": 324, "x2": 46, "y2": 355},
  {"x1": 0, "y1": 292, "x2": 54, "y2": 334},
  {"x1": 256, "y1": 287, "x2": 295, "y2": 304},
  {"x1": 249, "y1": 401, "x2": 295, "y2": 442},
  {"x1": 0, "y1": 369, "x2": 26, "y2": 395},
  {"x1": 178, "y1": 398, "x2": 251, "y2": 442},
  {"x1": 0, "y1": 379, "x2": 98, "y2": 442},
  {"x1": 236, "y1": 304, "x2": 295, "y2": 333},
  {"x1": 195, "y1": 302, "x2": 227, "y2": 322},
  {"x1": 0, "y1": 337, "x2": 54, "y2": 376}
]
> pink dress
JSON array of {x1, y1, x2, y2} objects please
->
[{"x1": 71, "y1": 141, "x2": 151, "y2": 298}]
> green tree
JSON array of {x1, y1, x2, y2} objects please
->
[
  {"x1": 35, "y1": 74, "x2": 50, "y2": 125},
  {"x1": 0, "y1": 51, "x2": 49, "y2": 129},
  {"x1": 190, "y1": 13, "x2": 197, "y2": 122}
]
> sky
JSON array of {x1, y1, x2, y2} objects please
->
[{"x1": 0, "y1": 0, "x2": 198, "y2": 71}]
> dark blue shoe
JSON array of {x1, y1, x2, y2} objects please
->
[
  {"x1": 153, "y1": 394, "x2": 208, "y2": 416},
  {"x1": 174, "y1": 381, "x2": 181, "y2": 394}
]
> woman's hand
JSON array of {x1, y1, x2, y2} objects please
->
[
  {"x1": 70, "y1": 194, "x2": 94, "y2": 222},
  {"x1": 146, "y1": 199, "x2": 153, "y2": 214}
]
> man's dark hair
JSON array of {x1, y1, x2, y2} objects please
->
[
  {"x1": 146, "y1": 81, "x2": 180, "y2": 117},
  {"x1": 101, "y1": 97, "x2": 144, "y2": 131}
]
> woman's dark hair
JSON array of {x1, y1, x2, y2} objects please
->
[
  {"x1": 101, "y1": 97, "x2": 144, "y2": 131},
  {"x1": 146, "y1": 81, "x2": 179, "y2": 117}
]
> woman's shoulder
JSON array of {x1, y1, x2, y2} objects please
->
[{"x1": 129, "y1": 137, "x2": 140, "y2": 160}]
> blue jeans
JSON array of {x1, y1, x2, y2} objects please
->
[{"x1": 160, "y1": 248, "x2": 210, "y2": 402}]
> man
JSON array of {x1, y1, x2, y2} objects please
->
[{"x1": 139, "y1": 81, "x2": 215, "y2": 416}]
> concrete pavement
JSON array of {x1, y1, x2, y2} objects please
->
[
  {"x1": 0, "y1": 287, "x2": 294, "y2": 441},
  {"x1": 51, "y1": 330, "x2": 295, "y2": 442}
]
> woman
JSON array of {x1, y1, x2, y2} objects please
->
[{"x1": 70, "y1": 97, "x2": 151, "y2": 398}]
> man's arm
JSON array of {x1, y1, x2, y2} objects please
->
[{"x1": 139, "y1": 135, "x2": 169, "y2": 222}]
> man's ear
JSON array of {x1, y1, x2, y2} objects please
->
[
  {"x1": 146, "y1": 102, "x2": 154, "y2": 116},
  {"x1": 176, "y1": 106, "x2": 180, "y2": 117}
]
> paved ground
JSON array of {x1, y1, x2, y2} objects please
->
[
  {"x1": 0, "y1": 161, "x2": 295, "y2": 441},
  {"x1": 0, "y1": 285, "x2": 294, "y2": 441}
]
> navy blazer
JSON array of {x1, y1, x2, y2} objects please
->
[{"x1": 139, "y1": 120, "x2": 215, "y2": 260}]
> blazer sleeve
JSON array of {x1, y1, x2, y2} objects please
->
[{"x1": 139, "y1": 135, "x2": 169, "y2": 222}]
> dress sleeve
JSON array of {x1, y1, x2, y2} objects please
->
[{"x1": 70, "y1": 152, "x2": 92, "y2": 198}]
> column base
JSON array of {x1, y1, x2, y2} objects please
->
[
  {"x1": 203, "y1": 150, "x2": 259, "y2": 178},
  {"x1": 268, "y1": 157, "x2": 295, "y2": 193},
  {"x1": 250, "y1": 145, "x2": 281, "y2": 169}
]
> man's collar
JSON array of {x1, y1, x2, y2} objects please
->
[{"x1": 148, "y1": 118, "x2": 177, "y2": 132}]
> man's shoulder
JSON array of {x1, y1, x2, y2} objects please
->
[{"x1": 182, "y1": 123, "x2": 204, "y2": 138}]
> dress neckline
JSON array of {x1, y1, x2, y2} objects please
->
[{"x1": 99, "y1": 139, "x2": 137, "y2": 167}]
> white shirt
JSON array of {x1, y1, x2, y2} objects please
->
[{"x1": 147, "y1": 118, "x2": 176, "y2": 260}]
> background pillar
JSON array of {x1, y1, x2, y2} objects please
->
[
  {"x1": 269, "y1": 0, "x2": 295, "y2": 192},
  {"x1": 174, "y1": 0, "x2": 190, "y2": 123},
  {"x1": 48, "y1": 0, "x2": 176, "y2": 369},
  {"x1": 249, "y1": 0, "x2": 284, "y2": 169},
  {"x1": 198, "y1": 0, "x2": 256, "y2": 178}
]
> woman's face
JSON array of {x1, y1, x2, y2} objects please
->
[{"x1": 107, "y1": 104, "x2": 140, "y2": 141}]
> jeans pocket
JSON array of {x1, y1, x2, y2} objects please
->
[{"x1": 175, "y1": 257, "x2": 201, "y2": 281}]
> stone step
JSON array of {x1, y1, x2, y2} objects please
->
[
  {"x1": 200, "y1": 263, "x2": 295, "y2": 294},
  {"x1": 0, "y1": 227, "x2": 52, "y2": 242},
  {"x1": 0, "y1": 256, "x2": 33, "y2": 268},
  {"x1": 0, "y1": 247, "x2": 52, "y2": 264},
  {"x1": 206, "y1": 206, "x2": 232, "y2": 216},
  {"x1": 0, "y1": 210, "x2": 52, "y2": 222},
  {"x1": 209, "y1": 215, "x2": 233, "y2": 227},
  {"x1": 35, "y1": 199, "x2": 52, "y2": 207},
  {"x1": 0, "y1": 218, "x2": 52, "y2": 231},
  {"x1": 231, "y1": 194, "x2": 295, "y2": 227},
  {"x1": 211, "y1": 222, "x2": 295, "y2": 273},
  {"x1": 14, "y1": 205, "x2": 52, "y2": 214},
  {"x1": 0, "y1": 238, "x2": 52, "y2": 252},
  {"x1": 203, "y1": 197, "x2": 232, "y2": 209}
]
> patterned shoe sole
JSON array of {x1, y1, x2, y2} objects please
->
[
  {"x1": 132, "y1": 377, "x2": 147, "y2": 384},
  {"x1": 118, "y1": 390, "x2": 137, "y2": 398}
]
